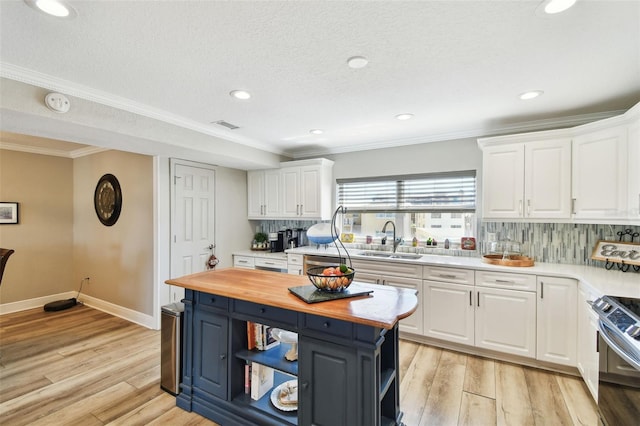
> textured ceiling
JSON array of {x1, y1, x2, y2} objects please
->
[{"x1": 1, "y1": 0, "x2": 639, "y2": 159}]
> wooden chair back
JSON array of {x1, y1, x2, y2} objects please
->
[{"x1": 0, "y1": 248, "x2": 15, "y2": 286}]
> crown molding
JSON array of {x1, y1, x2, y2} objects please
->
[
  {"x1": 0, "y1": 141, "x2": 109, "y2": 158},
  {"x1": 286, "y1": 109, "x2": 625, "y2": 158},
  {"x1": 0, "y1": 62, "x2": 284, "y2": 156}
]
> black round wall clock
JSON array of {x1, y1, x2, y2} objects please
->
[{"x1": 94, "y1": 173, "x2": 122, "y2": 226}]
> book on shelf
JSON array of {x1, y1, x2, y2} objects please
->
[
  {"x1": 250, "y1": 362, "x2": 274, "y2": 400},
  {"x1": 247, "y1": 322, "x2": 256, "y2": 350},
  {"x1": 247, "y1": 322, "x2": 280, "y2": 351},
  {"x1": 244, "y1": 363, "x2": 251, "y2": 395}
]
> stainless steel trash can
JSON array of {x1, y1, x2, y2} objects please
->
[{"x1": 161, "y1": 302, "x2": 184, "y2": 395}]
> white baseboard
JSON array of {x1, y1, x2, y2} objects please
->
[
  {"x1": 80, "y1": 294, "x2": 156, "y2": 330},
  {"x1": 0, "y1": 293, "x2": 157, "y2": 330},
  {"x1": 0, "y1": 291, "x2": 77, "y2": 315}
]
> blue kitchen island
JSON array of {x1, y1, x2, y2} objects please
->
[{"x1": 165, "y1": 267, "x2": 418, "y2": 426}]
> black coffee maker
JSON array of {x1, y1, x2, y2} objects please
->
[{"x1": 270, "y1": 229, "x2": 292, "y2": 252}]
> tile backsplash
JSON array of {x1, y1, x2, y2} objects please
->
[
  {"x1": 257, "y1": 219, "x2": 639, "y2": 267},
  {"x1": 480, "y1": 222, "x2": 640, "y2": 266}
]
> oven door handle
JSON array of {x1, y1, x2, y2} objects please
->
[{"x1": 598, "y1": 321, "x2": 640, "y2": 371}]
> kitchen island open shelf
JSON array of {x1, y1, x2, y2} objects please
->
[
  {"x1": 235, "y1": 344, "x2": 298, "y2": 376},
  {"x1": 166, "y1": 267, "x2": 418, "y2": 426}
]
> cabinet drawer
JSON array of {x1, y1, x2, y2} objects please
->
[
  {"x1": 351, "y1": 259, "x2": 423, "y2": 279},
  {"x1": 423, "y1": 266, "x2": 474, "y2": 285},
  {"x1": 196, "y1": 292, "x2": 229, "y2": 311},
  {"x1": 233, "y1": 300, "x2": 298, "y2": 327},
  {"x1": 287, "y1": 253, "x2": 303, "y2": 265},
  {"x1": 303, "y1": 314, "x2": 353, "y2": 339},
  {"x1": 254, "y1": 258, "x2": 287, "y2": 270},
  {"x1": 475, "y1": 270, "x2": 536, "y2": 292},
  {"x1": 233, "y1": 255, "x2": 255, "y2": 269}
]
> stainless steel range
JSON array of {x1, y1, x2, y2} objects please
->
[{"x1": 592, "y1": 295, "x2": 640, "y2": 426}]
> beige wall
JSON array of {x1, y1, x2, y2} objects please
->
[
  {"x1": 0, "y1": 150, "x2": 74, "y2": 303},
  {"x1": 73, "y1": 151, "x2": 154, "y2": 315}
]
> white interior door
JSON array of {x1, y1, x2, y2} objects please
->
[{"x1": 170, "y1": 161, "x2": 215, "y2": 302}]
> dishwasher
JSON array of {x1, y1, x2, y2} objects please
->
[{"x1": 303, "y1": 255, "x2": 339, "y2": 274}]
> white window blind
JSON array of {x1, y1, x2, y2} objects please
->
[{"x1": 337, "y1": 171, "x2": 476, "y2": 212}]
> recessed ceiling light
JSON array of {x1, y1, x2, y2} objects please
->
[
  {"x1": 25, "y1": 0, "x2": 77, "y2": 18},
  {"x1": 230, "y1": 90, "x2": 251, "y2": 100},
  {"x1": 395, "y1": 113, "x2": 414, "y2": 120},
  {"x1": 519, "y1": 90, "x2": 544, "y2": 100},
  {"x1": 347, "y1": 56, "x2": 369, "y2": 69},
  {"x1": 539, "y1": 0, "x2": 577, "y2": 15},
  {"x1": 309, "y1": 129, "x2": 324, "y2": 135}
]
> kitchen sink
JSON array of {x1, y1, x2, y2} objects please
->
[
  {"x1": 388, "y1": 253, "x2": 423, "y2": 259},
  {"x1": 357, "y1": 251, "x2": 392, "y2": 258},
  {"x1": 356, "y1": 251, "x2": 423, "y2": 260}
]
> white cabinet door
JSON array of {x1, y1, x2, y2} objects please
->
[
  {"x1": 525, "y1": 139, "x2": 572, "y2": 219},
  {"x1": 482, "y1": 144, "x2": 525, "y2": 219},
  {"x1": 247, "y1": 170, "x2": 265, "y2": 218},
  {"x1": 281, "y1": 165, "x2": 324, "y2": 218},
  {"x1": 423, "y1": 280, "x2": 474, "y2": 345},
  {"x1": 577, "y1": 284, "x2": 599, "y2": 402},
  {"x1": 248, "y1": 169, "x2": 280, "y2": 218},
  {"x1": 281, "y1": 167, "x2": 300, "y2": 217},
  {"x1": 299, "y1": 166, "x2": 321, "y2": 218},
  {"x1": 264, "y1": 169, "x2": 281, "y2": 217},
  {"x1": 384, "y1": 276, "x2": 423, "y2": 335},
  {"x1": 475, "y1": 287, "x2": 536, "y2": 358},
  {"x1": 572, "y1": 126, "x2": 628, "y2": 220},
  {"x1": 536, "y1": 276, "x2": 577, "y2": 366},
  {"x1": 628, "y1": 117, "x2": 640, "y2": 223}
]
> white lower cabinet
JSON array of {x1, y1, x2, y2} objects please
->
[
  {"x1": 423, "y1": 280, "x2": 474, "y2": 345},
  {"x1": 577, "y1": 284, "x2": 599, "y2": 402},
  {"x1": 536, "y1": 276, "x2": 577, "y2": 366},
  {"x1": 475, "y1": 286, "x2": 537, "y2": 358},
  {"x1": 287, "y1": 253, "x2": 303, "y2": 275},
  {"x1": 422, "y1": 269, "x2": 537, "y2": 359},
  {"x1": 351, "y1": 259, "x2": 423, "y2": 334}
]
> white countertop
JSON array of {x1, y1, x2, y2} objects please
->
[{"x1": 284, "y1": 246, "x2": 640, "y2": 299}]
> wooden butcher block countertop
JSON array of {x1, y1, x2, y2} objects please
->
[{"x1": 166, "y1": 267, "x2": 418, "y2": 330}]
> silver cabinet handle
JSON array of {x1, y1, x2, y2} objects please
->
[
  {"x1": 469, "y1": 291, "x2": 472, "y2": 306},
  {"x1": 540, "y1": 281, "x2": 544, "y2": 299},
  {"x1": 439, "y1": 274, "x2": 457, "y2": 280},
  {"x1": 572, "y1": 198, "x2": 576, "y2": 215},
  {"x1": 238, "y1": 260, "x2": 248, "y2": 263},
  {"x1": 300, "y1": 204, "x2": 303, "y2": 215},
  {"x1": 527, "y1": 199, "x2": 531, "y2": 216},
  {"x1": 495, "y1": 279, "x2": 515, "y2": 284},
  {"x1": 477, "y1": 291, "x2": 480, "y2": 307}
]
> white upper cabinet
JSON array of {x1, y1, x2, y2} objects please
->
[
  {"x1": 481, "y1": 144, "x2": 525, "y2": 219},
  {"x1": 247, "y1": 169, "x2": 281, "y2": 219},
  {"x1": 481, "y1": 137, "x2": 571, "y2": 219},
  {"x1": 572, "y1": 126, "x2": 628, "y2": 220},
  {"x1": 281, "y1": 159, "x2": 334, "y2": 220},
  {"x1": 248, "y1": 158, "x2": 334, "y2": 220},
  {"x1": 479, "y1": 101, "x2": 639, "y2": 224}
]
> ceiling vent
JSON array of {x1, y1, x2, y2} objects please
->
[{"x1": 213, "y1": 120, "x2": 240, "y2": 130}]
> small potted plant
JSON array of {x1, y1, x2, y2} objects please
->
[{"x1": 253, "y1": 232, "x2": 269, "y2": 250}]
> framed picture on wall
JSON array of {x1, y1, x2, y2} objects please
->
[{"x1": 0, "y1": 202, "x2": 19, "y2": 224}]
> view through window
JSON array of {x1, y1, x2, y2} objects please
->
[{"x1": 337, "y1": 171, "x2": 477, "y2": 245}]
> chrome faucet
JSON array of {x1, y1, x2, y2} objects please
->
[{"x1": 381, "y1": 220, "x2": 400, "y2": 253}]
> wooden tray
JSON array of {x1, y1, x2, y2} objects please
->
[{"x1": 482, "y1": 254, "x2": 535, "y2": 267}]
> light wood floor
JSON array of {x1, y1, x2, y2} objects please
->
[{"x1": 0, "y1": 305, "x2": 599, "y2": 425}]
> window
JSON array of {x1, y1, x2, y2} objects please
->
[{"x1": 337, "y1": 171, "x2": 477, "y2": 243}]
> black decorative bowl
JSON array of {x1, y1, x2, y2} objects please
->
[{"x1": 306, "y1": 266, "x2": 355, "y2": 292}]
